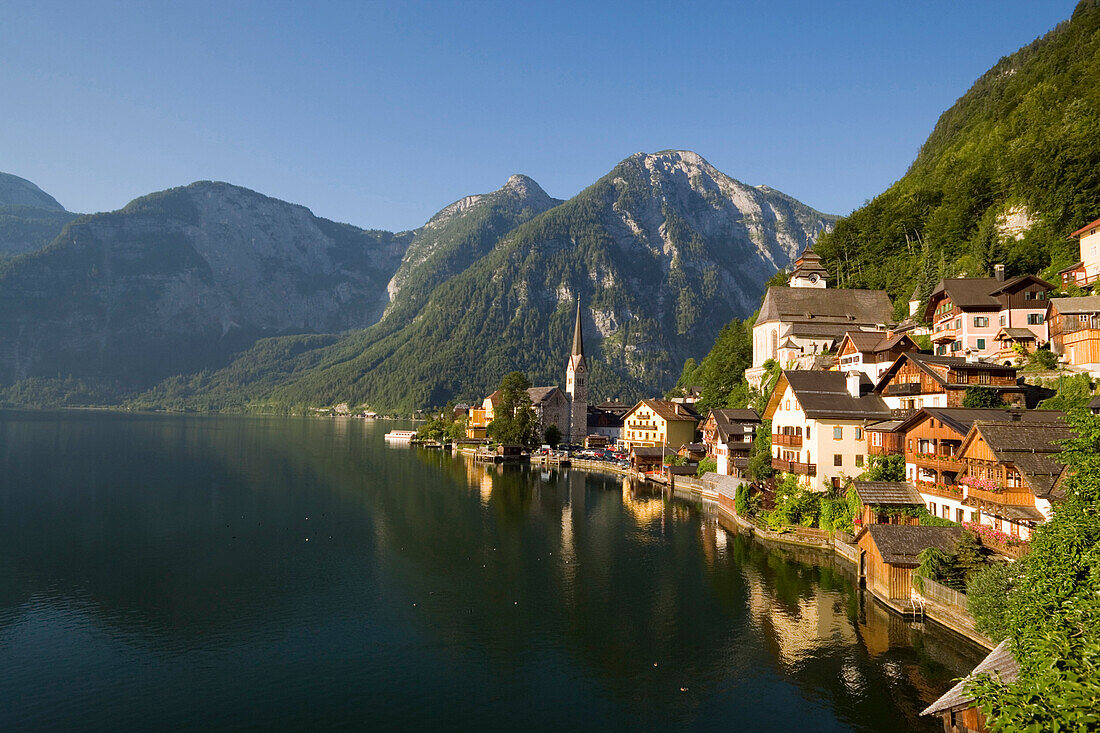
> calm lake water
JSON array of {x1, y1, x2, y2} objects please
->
[{"x1": 0, "y1": 411, "x2": 986, "y2": 731}]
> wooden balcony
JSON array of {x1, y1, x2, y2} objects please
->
[
  {"x1": 772, "y1": 433, "x2": 802, "y2": 447},
  {"x1": 907, "y1": 451, "x2": 964, "y2": 472},
  {"x1": 966, "y1": 486, "x2": 1036, "y2": 507},
  {"x1": 914, "y1": 481, "x2": 963, "y2": 500},
  {"x1": 772, "y1": 458, "x2": 816, "y2": 476},
  {"x1": 885, "y1": 382, "x2": 922, "y2": 396}
]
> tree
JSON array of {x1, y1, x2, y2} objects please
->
[
  {"x1": 667, "y1": 358, "x2": 699, "y2": 398},
  {"x1": 486, "y1": 371, "x2": 541, "y2": 447},
  {"x1": 544, "y1": 424, "x2": 562, "y2": 447},
  {"x1": 861, "y1": 453, "x2": 906, "y2": 482},
  {"x1": 962, "y1": 386, "x2": 1008, "y2": 408},
  {"x1": 966, "y1": 411, "x2": 1100, "y2": 730},
  {"x1": 747, "y1": 418, "x2": 775, "y2": 481}
]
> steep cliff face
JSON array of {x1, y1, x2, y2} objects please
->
[
  {"x1": 0, "y1": 181, "x2": 412, "y2": 388},
  {"x1": 0, "y1": 172, "x2": 78, "y2": 256},
  {"x1": 233, "y1": 151, "x2": 833, "y2": 412}
]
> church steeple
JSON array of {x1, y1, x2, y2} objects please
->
[
  {"x1": 566, "y1": 299, "x2": 588, "y2": 443},
  {"x1": 572, "y1": 300, "x2": 585, "y2": 359}
]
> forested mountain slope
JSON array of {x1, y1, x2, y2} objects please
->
[
  {"x1": 0, "y1": 172, "x2": 79, "y2": 256},
  {"x1": 815, "y1": 0, "x2": 1100, "y2": 316}
]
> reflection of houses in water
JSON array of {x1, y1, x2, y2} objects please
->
[
  {"x1": 741, "y1": 561, "x2": 860, "y2": 669},
  {"x1": 620, "y1": 478, "x2": 666, "y2": 527}
]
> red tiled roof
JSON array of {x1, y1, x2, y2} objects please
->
[{"x1": 1069, "y1": 216, "x2": 1100, "y2": 238}]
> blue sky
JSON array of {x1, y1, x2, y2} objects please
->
[{"x1": 0, "y1": 0, "x2": 1078, "y2": 231}]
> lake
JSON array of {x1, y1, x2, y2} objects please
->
[{"x1": 0, "y1": 411, "x2": 986, "y2": 731}]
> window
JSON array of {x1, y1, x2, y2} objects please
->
[
  {"x1": 805, "y1": 427, "x2": 810, "y2": 439},
  {"x1": 974, "y1": 317, "x2": 989, "y2": 327},
  {"x1": 1027, "y1": 313, "x2": 1043, "y2": 325},
  {"x1": 855, "y1": 455, "x2": 864, "y2": 467},
  {"x1": 976, "y1": 338, "x2": 986, "y2": 350},
  {"x1": 784, "y1": 400, "x2": 790, "y2": 410},
  {"x1": 1000, "y1": 315, "x2": 1006, "y2": 326},
  {"x1": 943, "y1": 505, "x2": 950, "y2": 519},
  {"x1": 855, "y1": 427, "x2": 863, "y2": 440},
  {"x1": 833, "y1": 426, "x2": 843, "y2": 440},
  {"x1": 970, "y1": 511, "x2": 978, "y2": 522},
  {"x1": 978, "y1": 372, "x2": 991, "y2": 384},
  {"x1": 929, "y1": 502, "x2": 937, "y2": 515},
  {"x1": 955, "y1": 319, "x2": 961, "y2": 330},
  {"x1": 951, "y1": 340, "x2": 962, "y2": 352},
  {"x1": 1024, "y1": 291, "x2": 1045, "y2": 301},
  {"x1": 956, "y1": 508, "x2": 964, "y2": 523},
  {"x1": 834, "y1": 454, "x2": 842, "y2": 466}
]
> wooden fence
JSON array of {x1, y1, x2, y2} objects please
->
[{"x1": 917, "y1": 576, "x2": 968, "y2": 610}]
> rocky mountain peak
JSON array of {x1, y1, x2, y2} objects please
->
[{"x1": 0, "y1": 172, "x2": 66, "y2": 211}]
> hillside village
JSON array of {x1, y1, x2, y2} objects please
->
[{"x1": 443, "y1": 213, "x2": 1100, "y2": 732}]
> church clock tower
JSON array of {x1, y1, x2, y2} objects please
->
[{"x1": 565, "y1": 301, "x2": 588, "y2": 444}]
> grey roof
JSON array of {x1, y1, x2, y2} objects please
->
[
  {"x1": 780, "y1": 323, "x2": 852, "y2": 338},
  {"x1": 757, "y1": 286, "x2": 894, "y2": 327},
  {"x1": 781, "y1": 370, "x2": 892, "y2": 421},
  {"x1": 527, "y1": 386, "x2": 563, "y2": 404},
  {"x1": 995, "y1": 327, "x2": 1038, "y2": 341},
  {"x1": 874, "y1": 352, "x2": 1019, "y2": 393},
  {"x1": 707, "y1": 408, "x2": 760, "y2": 443},
  {"x1": 863, "y1": 525, "x2": 963, "y2": 566},
  {"x1": 1050, "y1": 295, "x2": 1100, "y2": 315},
  {"x1": 970, "y1": 421, "x2": 1074, "y2": 498},
  {"x1": 895, "y1": 407, "x2": 1066, "y2": 438},
  {"x1": 631, "y1": 446, "x2": 677, "y2": 459},
  {"x1": 866, "y1": 419, "x2": 905, "y2": 432},
  {"x1": 853, "y1": 481, "x2": 924, "y2": 506},
  {"x1": 1090, "y1": 395, "x2": 1100, "y2": 410},
  {"x1": 922, "y1": 641, "x2": 1019, "y2": 717},
  {"x1": 925, "y1": 275, "x2": 1053, "y2": 319}
]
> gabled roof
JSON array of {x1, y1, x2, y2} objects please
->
[
  {"x1": 840, "y1": 330, "x2": 919, "y2": 356},
  {"x1": 895, "y1": 407, "x2": 1066, "y2": 438},
  {"x1": 628, "y1": 398, "x2": 701, "y2": 423},
  {"x1": 631, "y1": 446, "x2": 677, "y2": 459},
  {"x1": 853, "y1": 481, "x2": 924, "y2": 506},
  {"x1": 994, "y1": 327, "x2": 1037, "y2": 341},
  {"x1": 527, "y1": 386, "x2": 563, "y2": 404},
  {"x1": 1049, "y1": 295, "x2": 1100, "y2": 315},
  {"x1": 860, "y1": 525, "x2": 963, "y2": 566},
  {"x1": 960, "y1": 421, "x2": 1075, "y2": 498},
  {"x1": 705, "y1": 408, "x2": 760, "y2": 443},
  {"x1": 756, "y1": 286, "x2": 894, "y2": 327},
  {"x1": 873, "y1": 352, "x2": 1019, "y2": 393},
  {"x1": 1069, "y1": 216, "x2": 1100, "y2": 238},
  {"x1": 924, "y1": 274, "x2": 1054, "y2": 319},
  {"x1": 1089, "y1": 395, "x2": 1100, "y2": 410},
  {"x1": 922, "y1": 640, "x2": 1019, "y2": 717},
  {"x1": 765, "y1": 370, "x2": 891, "y2": 421}
]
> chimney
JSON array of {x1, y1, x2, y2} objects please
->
[
  {"x1": 994, "y1": 263, "x2": 1005, "y2": 282},
  {"x1": 965, "y1": 349, "x2": 981, "y2": 364},
  {"x1": 846, "y1": 371, "x2": 861, "y2": 398}
]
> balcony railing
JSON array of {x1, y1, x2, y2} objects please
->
[
  {"x1": 966, "y1": 486, "x2": 1035, "y2": 507},
  {"x1": 772, "y1": 433, "x2": 803, "y2": 447},
  {"x1": 914, "y1": 480, "x2": 963, "y2": 499},
  {"x1": 772, "y1": 458, "x2": 816, "y2": 476},
  {"x1": 907, "y1": 451, "x2": 964, "y2": 471},
  {"x1": 885, "y1": 382, "x2": 923, "y2": 396}
]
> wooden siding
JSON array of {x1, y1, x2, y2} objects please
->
[
  {"x1": 858, "y1": 532, "x2": 916, "y2": 602},
  {"x1": 1064, "y1": 328, "x2": 1100, "y2": 366}
]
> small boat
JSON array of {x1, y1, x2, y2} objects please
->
[{"x1": 384, "y1": 430, "x2": 417, "y2": 441}]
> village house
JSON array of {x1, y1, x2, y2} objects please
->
[
  {"x1": 990, "y1": 327, "x2": 1038, "y2": 365},
  {"x1": 745, "y1": 248, "x2": 894, "y2": 388},
  {"x1": 836, "y1": 330, "x2": 920, "y2": 382},
  {"x1": 890, "y1": 407, "x2": 1064, "y2": 528},
  {"x1": 924, "y1": 267, "x2": 1052, "y2": 360},
  {"x1": 700, "y1": 408, "x2": 760, "y2": 477},
  {"x1": 586, "y1": 405, "x2": 624, "y2": 444},
  {"x1": 1057, "y1": 215, "x2": 1100, "y2": 288},
  {"x1": 922, "y1": 640, "x2": 1018, "y2": 733},
  {"x1": 872, "y1": 352, "x2": 1025, "y2": 412},
  {"x1": 763, "y1": 371, "x2": 891, "y2": 489},
  {"x1": 956, "y1": 419, "x2": 1073, "y2": 547},
  {"x1": 851, "y1": 481, "x2": 924, "y2": 527},
  {"x1": 629, "y1": 445, "x2": 677, "y2": 474},
  {"x1": 856, "y1": 524, "x2": 963, "y2": 609},
  {"x1": 620, "y1": 399, "x2": 701, "y2": 451},
  {"x1": 1047, "y1": 295, "x2": 1100, "y2": 371}
]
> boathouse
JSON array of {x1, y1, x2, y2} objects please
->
[
  {"x1": 922, "y1": 640, "x2": 1018, "y2": 733},
  {"x1": 856, "y1": 524, "x2": 963, "y2": 603},
  {"x1": 852, "y1": 481, "x2": 924, "y2": 526}
]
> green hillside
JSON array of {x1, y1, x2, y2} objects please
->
[{"x1": 815, "y1": 0, "x2": 1100, "y2": 315}]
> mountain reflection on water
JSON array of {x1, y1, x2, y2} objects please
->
[{"x1": 0, "y1": 412, "x2": 985, "y2": 731}]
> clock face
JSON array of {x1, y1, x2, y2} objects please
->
[{"x1": 808, "y1": 273, "x2": 818, "y2": 283}]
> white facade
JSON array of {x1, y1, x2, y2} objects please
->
[{"x1": 768, "y1": 384, "x2": 872, "y2": 489}]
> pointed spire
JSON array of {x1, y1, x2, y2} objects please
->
[{"x1": 572, "y1": 300, "x2": 584, "y2": 358}]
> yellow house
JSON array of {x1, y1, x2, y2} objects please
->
[
  {"x1": 465, "y1": 406, "x2": 490, "y2": 439},
  {"x1": 1061, "y1": 216, "x2": 1100, "y2": 288},
  {"x1": 621, "y1": 399, "x2": 700, "y2": 451}
]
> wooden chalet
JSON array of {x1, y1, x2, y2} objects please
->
[
  {"x1": 1047, "y1": 295, "x2": 1100, "y2": 369},
  {"x1": 836, "y1": 330, "x2": 919, "y2": 382},
  {"x1": 872, "y1": 353, "x2": 1024, "y2": 412},
  {"x1": 701, "y1": 408, "x2": 760, "y2": 476},
  {"x1": 922, "y1": 640, "x2": 1018, "y2": 733},
  {"x1": 893, "y1": 407, "x2": 1065, "y2": 525},
  {"x1": 630, "y1": 446, "x2": 677, "y2": 473},
  {"x1": 957, "y1": 420, "x2": 1074, "y2": 548},
  {"x1": 856, "y1": 525, "x2": 963, "y2": 605},
  {"x1": 991, "y1": 327, "x2": 1037, "y2": 365}
]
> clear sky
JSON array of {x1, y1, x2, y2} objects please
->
[{"x1": 0, "y1": 0, "x2": 1078, "y2": 231}]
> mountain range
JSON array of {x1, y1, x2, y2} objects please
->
[{"x1": 0, "y1": 151, "x2": 832, "y2": 411}]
